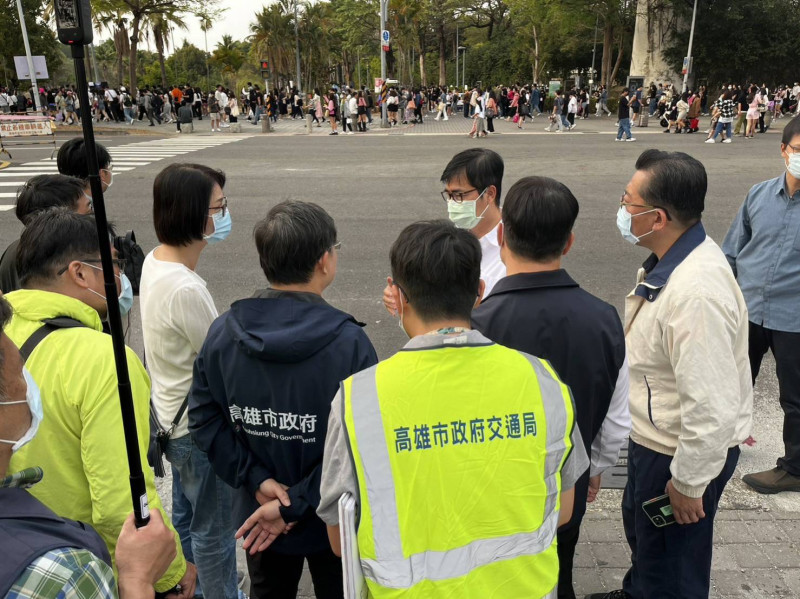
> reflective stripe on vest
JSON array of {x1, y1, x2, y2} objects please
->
[{"x1": 343, "y1": 344, "x2": 574, "y2": 596}]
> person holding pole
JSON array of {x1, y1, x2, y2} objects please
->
[{"x1": 4, "y1": 209, "x2": 196, "y2": 598}]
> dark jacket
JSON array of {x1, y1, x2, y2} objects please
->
[
  {"x1": 0, "y1": 239, "x2": 21, "y2": 293},
  {"x1": 0, "y1": 486, "x2": 111, "y2": 597},
  {"x1": 472, "y1": 270, "x2": 626, "y2": 529},
  {"x1": 189, "y1": 289, "x2": 378, "y2": 554}
]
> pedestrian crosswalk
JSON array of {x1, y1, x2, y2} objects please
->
[{"x1": 0, "y1": 136, "x2": 248, "y2": 212}]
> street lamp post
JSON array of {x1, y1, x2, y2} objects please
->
[
  {"x1": 293, "y1": 0, "x2": 302, "y2": 91},
  {"x1": 590, "y1": 14, "x2": 599, "y2": 90},
  {"x1": 14, "y1": 0, "x2": 43, "y2": 112},
  {"x1": 682, "y1": 0, "x2": 699, "y2": 93},
  {"x1": 455, "y1": 27, "x2": 458, "y2": 89},
  {"x1": 379, "y1": 0, "x2": 388, "y2": 127},
  {"x1": 458, "y1": 46, "x2": 466, "y2": 90}
]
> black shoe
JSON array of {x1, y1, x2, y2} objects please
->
[{"x1": 585, "y1": 590, "x2": 632, "y2": 599}]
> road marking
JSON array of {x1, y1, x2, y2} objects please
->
[{"x1": 0, "y1": 135, "x2": 248, "y2": 212}]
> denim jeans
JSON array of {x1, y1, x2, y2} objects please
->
[
  {"x1": 166, "y1": 435, "x2": 238, "y2": 599},
  {"x1": 712, "y1": 120, "x2": 732, "y2": 140},
  {"x1": 617, "y1": 117, "x2": 632, "y2": 139}
]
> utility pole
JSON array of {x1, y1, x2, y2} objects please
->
[
  {"x1": 379, "y1": 0, "x2": 388, "y2": 127},
  {"x1": 89, "y1": 43, "x2": 101, "y2": 84},
  {"x1": 455, "y1": 27, "x2": 459, "y2": 89},
  {"x1": 590, "y1": 14, "x2": 598, "y2": 91},
  {"x1": 15, "y1": 0, "x2": 42, "y2": 112},
  {"x1": 294, "y1": 0, "x2": 302, "y2": 91},
  {"x1": 682, "y1": 0, "x2": 698, "y2": 93}
]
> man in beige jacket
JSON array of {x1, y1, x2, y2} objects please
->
[{"x1": 587, "y1": 150, "x2": 753, "y2": 599}]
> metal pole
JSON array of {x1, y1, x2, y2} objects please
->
[
  {"x1": 203, "y1": 27, "x2": 209, "y2": 91},
  {"x1": 15, "y1": 0, "x2": 42, "y2": 112},
  {"x1": 380, "y1": 0, "x2": 388, "y2": 127},
  {"x1": 682, "y1": 0, "x2": 698, "y2": 93},
  {"x1": 89, "y1": 43, "x2": 101, "y2": 84},
  {"x1": 357, "y1": 50, "x2": 361, "y2": 90},
  {"x1": 294, "y1": 0, "x2": 302, "y2": 92},
  {"x1": 455, "y1": 27, "x2": 458, "y2": 89},
  {"x1": 70, "y1": 42, "x2": 150, "y2": 528},
  {"x1": 462, "y1": 48, "x2": 465, "y2": 89},
  {"x1": 590, "y1": 14, "x2": 599, "y2": 90}
]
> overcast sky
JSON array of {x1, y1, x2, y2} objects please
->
[{"x1": 97, "y1": 0, "x2": 264, "y2": 56}]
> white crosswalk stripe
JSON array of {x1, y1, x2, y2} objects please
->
[{"x1": 0, "y1": 136, "x2": 247, "y2": 212}]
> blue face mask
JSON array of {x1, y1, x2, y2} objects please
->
[
  {"x1": 119, "y1": 273, "x2": 134, "y2": 316},
  {"x1": 205, "y1": 210, "x2": 232, "y2": 245},
  {"x1": 0, "y1": 368, "x2": 43, "y2": 453}
]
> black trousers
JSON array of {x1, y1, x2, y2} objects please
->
[
  {"x1": 622, "y1": 440, "x2": 738, "y2": 599},
  {"x1": 556, "y1": 524, "x2": 580, "y2": 599},
  {"x1": 246, "y1": 548, "x2": 343, "y2": 599},
  {"x1": 749, "y1": 322, "x2": 800, "y2": 476}
]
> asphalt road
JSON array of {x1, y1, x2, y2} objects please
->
[{"x1": 1, "y1": 123, "x2": 796, "y2": 518}]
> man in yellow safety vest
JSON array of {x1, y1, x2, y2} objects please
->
[{"x1": 317, "y1": 219, "x2": 589, "y2": 598}]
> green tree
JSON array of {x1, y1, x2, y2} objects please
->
[
  {"x1": 0, "y1": 0, "x2": 62, "y2": 89},
  {"x1": 249, "y1": 2, "x2": 294, "y2": 87},
  {"x1": 92, "y1": 0, "x2": 215, "y2": 93},
  {"x1": 212, "y1": 35, "x2": 245, "y2": 90},
  {"x1": 664, "y1": 0, "x2": 800, "y2": 87}
]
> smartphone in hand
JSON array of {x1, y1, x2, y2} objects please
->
[{"x1": 642, "y1": 494, "x2": 676, "y2": 528}]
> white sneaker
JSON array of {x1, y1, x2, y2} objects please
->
[
  {"x1": 722, "y1": 139, "x2": 732, "y2": 143},
  {"x1": 615, "y1": 138, "x2": 624, "y2": 142},
  {"x1": 626, "y1": 137, "x2": 636, "y2": 142},
  {"x1": 705, "y1": 138, "x2": 715, "y2": 143}
]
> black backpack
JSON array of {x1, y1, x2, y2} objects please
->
[{"x1": 114, "y1": 230, "x2": 145, "y2": 295}]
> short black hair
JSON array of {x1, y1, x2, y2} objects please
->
[
  {"x1": 782, "y1": 114, "x2": 800, "y2": 145},
  {"x1": 390, "y1": 220, "x2": 481, "y2": 322},
  {"x1": 153, "y1": 163, "x2": 226, "y2": 246},
  {"x1": 502, "y1": 177, "x2": 579, "y2": 262},
  {"x1": 16, "y1": 208, "x2": 101, "y2": 286},
  {"x1": 440, "y1": 148, "x2": 504, "y2": 206},
  {"x1": 57, "y1": 137, "x2": 112, "y2": 178},
  {"x1": 15, "y1": 174, "x2": 86, "y2": 225},
  {"x1": 635, "y1": 149, "x2": 706, "y2": 224},
  {"x1": 254, "y1": 200, "x2": 337, "y2": 285}
]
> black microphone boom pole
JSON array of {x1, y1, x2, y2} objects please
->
[{"x1": 54, "y1": 0, "x2": 150, "y2": 527}]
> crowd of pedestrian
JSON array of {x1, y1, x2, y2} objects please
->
[{"x1": 1, "y1": 79, "x2": 800, "y2": 599}]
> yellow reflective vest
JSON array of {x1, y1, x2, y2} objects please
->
[{"x1": 342, "y1": 332, "x2": 575, "y2": 598}]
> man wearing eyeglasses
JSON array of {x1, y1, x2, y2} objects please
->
[
  {"x1": 722, "y1": 116, "x2": 800, "y2": 495},
  {"x1": 383, "y1": 148, "x2": 505, "y2": 316},
  {"x1": 586, "y1": 150, "x2": 753, "y2": 599},
  {"x1": 4, "y1": 208, "x2": 194, "y2": 598}
]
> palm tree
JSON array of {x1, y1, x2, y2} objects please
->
[
  {"x1": 249, "y1": 3, "x2": 294, "y2": 88},
  {"x1": 144, "y1": 10, "x2": 187, "y2": 88},
  {"x1": 94, "y1": 1, "x2": 131, "y2": 86},
  {"x1": 212, "y1": 35, "x2": 245, "y2": 90}
]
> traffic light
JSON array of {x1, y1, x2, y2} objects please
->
[{"x1": 260, "y1": 59, "x2": 269, "y2": 78}]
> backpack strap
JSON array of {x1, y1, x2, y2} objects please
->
[{"x1": 19, "y1": 318, "x2": 87, "y2": 363}]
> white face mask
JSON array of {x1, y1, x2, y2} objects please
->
[
  {"x1": 785, "y1": 151, "x2": 800, "y2": 179},
  {"x1": 616, "y1": 205, "x2": 657, "y2": 245},
  {"x1": 0, "y1": 368, "x2": 43, "y2": 453}
]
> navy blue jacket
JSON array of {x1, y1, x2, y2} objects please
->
[
  {"x1": 189, "y1": 289, "x2": 378, "y2": 554},
  {"x1": 472, "y1": 270, "x2": 626, "y2": 530}
]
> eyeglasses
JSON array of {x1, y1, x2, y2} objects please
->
[
  {"x1": 208, "y1": 196, "x2": 228, "y2": 217},
  {"x1": 57, "y1": 258, "x2": 127, "y2": 276},
  {"x1": 331, "y1": 241, "x2": 342, "y2": 251},
  {"x1": 786, "y1": 143, "x2": 800, "y2": 153},
  {"x1": 440, "y1": 188, "x2": 484, "y2": 204},
  {"x1": 620, "y1": 196, "x2": 672, "y2": 221}
]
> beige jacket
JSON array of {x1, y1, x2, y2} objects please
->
[{"x1": 625, "y1": 235, "x2": 753, "y2": 498}]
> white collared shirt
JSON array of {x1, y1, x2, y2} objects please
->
[{"x1": 479, "y1": 223, "x2": 505, "y2": 297}]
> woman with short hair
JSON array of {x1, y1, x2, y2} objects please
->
[{"x1": 140, "y1": 163, "x2": 238, "y2": 599}]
